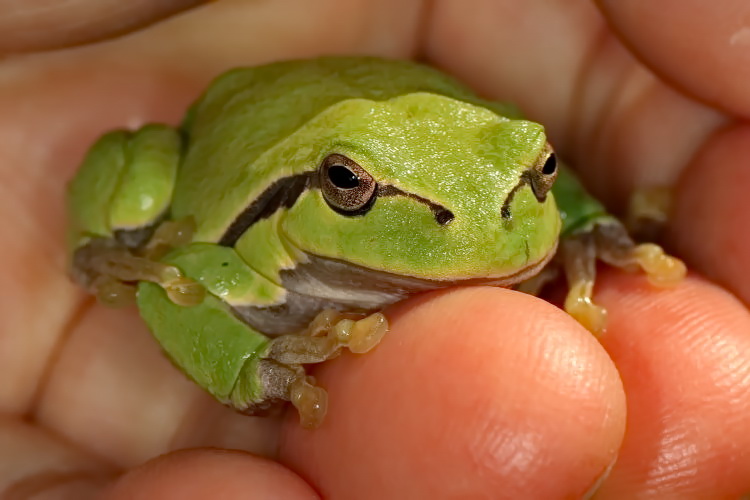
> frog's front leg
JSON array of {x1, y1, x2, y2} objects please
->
[
  {"x1": 257, "y1": 310, "x2": 388, "y2": 427},
  {"x1": 141, "y1": 294, "x2": 387, "y2": 429},
  {"x1": 153, "y1": 244, "x2": 388, "y2": 428},
  {"x1": 552, "y1": 166, "x2": 686, "y2": 334},
  {"x1": 559, "y1": 220, "x2": 684, "y2": 333},
  {"x1": 273, "y1": 308, "x2": 389, "y2": 362}
]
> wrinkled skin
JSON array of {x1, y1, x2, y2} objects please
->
[{"x1": 1, "y1": 1, "x2": 750, "y2": 498}]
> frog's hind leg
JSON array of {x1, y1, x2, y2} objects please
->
[
  {"x1": 625, "y1": 186, "x2": 673, "y2": 242},
  {"x1": 560, "y1": 220, "x2": 686, "y2": 335},
  {"x1": 230, "y1": 310, "x2": 388, "y2": 429}
]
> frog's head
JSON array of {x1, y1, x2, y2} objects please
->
[{"x1": 272, "y1": 92, "x2": 561, "y2": 288}]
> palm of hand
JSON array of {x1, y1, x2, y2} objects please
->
[{"x1": 2, "y1": 1, "x2": 749, "y2": 498}]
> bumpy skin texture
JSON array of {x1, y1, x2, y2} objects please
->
[{"x1": 67, "y1": 57, "x2": 570, "y2": 412}]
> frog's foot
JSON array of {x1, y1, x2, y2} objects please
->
[
  {"x1": 267, "y1": 310, "x2": 389, "y2": 366},
  {"x1": 559, "y1": 234, "x2": 608, "y2": 335},
  {"x1": 142, "y1": 217, "x2": 196, "y2": 260},
  {"x1": 258, "y1": 311, "x2": 388, "y2": 427},
  {"x1": 626, "y1": 186, "x2": 672, "y2": 242},
  {"x1": 306, "y1": 309, "x2": 389, "y2": 354},
  {"x1": 593, "y1": 222, "x2": 686, "y2": 287},
  {"x1": 73, "y1": 239, "x2": 205, "y2": 307},
  {"x1": 289, "y1": 375, "x2": 329, "y2": 428},
  {"x1": 246, "y1": 360, "x2": 328, "y2": 428},
  {"x1": 89, "y1": 275, "x2": 138, "y2": 307},
  {"x1": 560, "y1": 220, "x2": 686, "y2": 335}
]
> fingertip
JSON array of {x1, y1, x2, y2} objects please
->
[
  {"x1": 593, "y1": 271, "x2": 750, "y2": 496},
  {"x1": 102, "y1": 449, "x2": 319, "y2": 500},
  {"x1": 670, "y1": 124, "x2": 750, "y2": 306},
  {"x1": 281, "y1": 287, "x2": 626, "y2": 499},
  {"x1": 598, "y1": 0, "x2": 750, "y2": 116}
]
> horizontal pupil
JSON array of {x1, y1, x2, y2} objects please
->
[{"x1": 328, "y1": 165, "x2": 359, "y2": 189}]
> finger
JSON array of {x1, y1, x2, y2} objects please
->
[
  {"x1": 281, "y1": 287, "x2": 626, "y2": 499},
  {"x1": 33, "y1": 305, "x2": 282, "y2": 467},
  {"x1": 425, "y1": 0, "x2": 725, "y2": 210},
  {"x1": 0, "y1": 415, "x2": 114, "y2": 498},
  {"x1": 597, "y1": 0, "x2": 750, "y2": 117},
  {"x1": 102, "y1": 449, "x2": 319, "y2": 500},
  {"x1": 4, "y1": 0, "x2": 420, "y2": 85},
  {"x1": 0, "y1": 0, "x2": 204, "y2": 54},
  {"x1": 670, "y1": 125, "x2": 750, "y2": 305},
  {"x1": 595, "y1": 272, "x2": 750, "y2": 497}
]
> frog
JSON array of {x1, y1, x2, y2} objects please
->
[{"x1": 66, "y1": 56, "x2": 685, "y2": 428}]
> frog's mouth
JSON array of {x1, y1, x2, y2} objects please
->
[
  {"x1": 280, "y1": 239, "x2": 558, "y2": 308},
  {"x1": 230, "y1": 241, "x2": 556, "y2": 337}
]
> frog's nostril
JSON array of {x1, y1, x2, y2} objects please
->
[
  {"x1": 435, "y1": 209, "x2": 454, "y2": 225},
  {"x1": 501, "y1": 203, "x2": 512, "y2": 220}
]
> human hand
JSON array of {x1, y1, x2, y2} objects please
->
[{"x1": 2, "y1": 1, "x2": 749, "y2": 498}]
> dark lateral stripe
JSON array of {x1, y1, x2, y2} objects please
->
[
  {"x1": 219, "y1": 173, "x2": 313, "y2": 246},
  {"x1": 219, "y1": 173, "x2": 455, "y2": 247}
]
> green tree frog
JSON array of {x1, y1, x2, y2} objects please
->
[{"x1": 66, "y1": 56, "x2": 685, "y2": 428}]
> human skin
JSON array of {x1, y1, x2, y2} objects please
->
[{"x1": 1, "y1": 0, "x2": 749, "y2": 498}]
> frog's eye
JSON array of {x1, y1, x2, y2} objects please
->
[
  {"x1": 542, "y1": 152, "x2": 557, "y2": 175},
  {"x1": 528, "y1": 146, "x2": 558, "y2": 202},
  {"x1": 319, "y1": 153, "x2": 377, "y2": 214}
]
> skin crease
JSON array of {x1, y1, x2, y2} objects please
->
[
  {"x1": 596, "y1": 0, "x2": 750, "y2": 118},
  {"x1": 0, "y1": 0, "x2": 749, "y2": 499}
]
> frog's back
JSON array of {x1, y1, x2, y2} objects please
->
[
  {"x1": 182, "y1": 57, "x2": 481, "y2": 135},
  {"x1": 174, "y1": 57, "x2": 517, "y2": 241}
]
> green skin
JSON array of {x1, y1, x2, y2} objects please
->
[{"x1": 67, "y1": 57, "x2": 609, "y2": 411}]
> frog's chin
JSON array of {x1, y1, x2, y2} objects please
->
[{"x1": 278, "y1": 241, "x2": 558, "y2": 308}]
